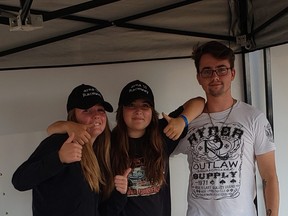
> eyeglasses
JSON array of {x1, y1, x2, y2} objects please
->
[{"x1": 199, "y1": 67, "x2": 231, "y2": 78}]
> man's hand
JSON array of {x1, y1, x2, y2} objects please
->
[{"x1": 163, "y1": 112, "x2": 185, "y2": 140}]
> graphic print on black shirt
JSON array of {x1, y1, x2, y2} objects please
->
[
  {"x1": 127, "y1": 157, "x2": 161, "y2": 197},
  {"x1": 127, "y1": 137, "x2": 161, "y2": 197},
  {"x1": 187, "y1": 122, "x2": 244, "y2": 200}
]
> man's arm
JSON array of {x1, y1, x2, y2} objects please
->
[
  {"x1": 256, "y1": 151, "x2": 279, "y2": 216},
  {"x1": 163, "y1": 96, "x2": 205, "y2": 140}
]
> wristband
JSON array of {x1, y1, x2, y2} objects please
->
[{"x1": 180, "y1": 114, "x2": 189, "y2": 127}]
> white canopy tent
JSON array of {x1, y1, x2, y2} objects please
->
[
  {"x1": 0, "y1": 0, "x2": 287, "y2": 70},
  {"x1": 1, "y1": 0, "x2": 287, "y2": 135}
]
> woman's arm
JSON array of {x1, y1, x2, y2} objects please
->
[
  {"x1": 12, "y1": 135, "x2": 67, "y2": 191},
  {"x1": 47, "y1": 121, "x2": 93, "y2": 144}
]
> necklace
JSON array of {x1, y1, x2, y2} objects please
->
[{"x1": 206, "y1": 100, "x2": 235, "y2": 137}]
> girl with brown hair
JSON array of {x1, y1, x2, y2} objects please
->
[{"x1": 106, "y1": 80, "x2": 204, "y2": 216}]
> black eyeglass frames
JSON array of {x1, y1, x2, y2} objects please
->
[{"x1": 199, "y1": 67, "x2": 232, "y2": 78}]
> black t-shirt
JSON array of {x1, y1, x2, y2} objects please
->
[
  {"x1": 103, "y1": 106, "x2": 185, "y2": 216},
  {"x1": 12, "y1": 134, "x2": 100, "y2": 216}
]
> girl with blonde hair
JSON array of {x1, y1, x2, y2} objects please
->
[{"x1": 12, "y1": 84, "x2": 115, "y2": 216}]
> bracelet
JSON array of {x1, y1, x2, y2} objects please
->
[{"x1": 180, "y1": 114, "x2": 189, "y2": 127}]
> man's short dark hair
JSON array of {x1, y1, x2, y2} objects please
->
[{"x1": 192, "y1": 41, "x2": 235, "y2": 73}]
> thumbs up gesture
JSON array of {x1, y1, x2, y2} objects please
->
[
  {"x1": 58, "y1": 133, "x2": 83, "y2": 163},
  {"x1": 162, "y1": 112, "x2": 185, "y2": 140},
  {"x1": 114, "y1": 168, "x2": 132, "y2": 194}
]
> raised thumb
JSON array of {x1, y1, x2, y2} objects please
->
[
  {"x1": 162, "y1": 112, "x2": 171, "y2": 122},
  {"x1": 123, "y1": 168, "x2": 132, "y2": 178},
  {"x1": 65, "y1": 132, "x2": 75, "y2": 143}
]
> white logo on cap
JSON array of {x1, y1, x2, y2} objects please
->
[
  {"x1": 82, "y1": 88, "x2": 101, "y2": 97},
  {"x1": 129, "y1": 84, "x2": 149, "y2": 94}
]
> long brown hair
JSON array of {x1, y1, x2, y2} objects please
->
[
  {"x1": 111, "y1": 105, "x2": 166, "y2": 186},
  {"x1": 67, "y1": 110, "x2": 114, "y2": 199}
]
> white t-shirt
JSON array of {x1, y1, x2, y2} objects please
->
[{"x1": 172, "y1": 100, "x2": 275, "y2": 216}]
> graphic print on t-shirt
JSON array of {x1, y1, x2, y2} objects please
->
[
  {"x1": 187, "y1": 122, "x2": 244, "y2": 200},
  {"x1": 127, "y1": 157, "x2": 160, "y2": 197}
]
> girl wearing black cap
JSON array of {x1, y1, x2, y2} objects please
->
[
  {"x1": 45, "y1": 81, "x2": 204, "y2": 216},
  {"x1": 12, "y1": 84, "x2": 116, "y2": 216},
  {"x1": 106, "y1": 80, "x2": 204, "y2": 216}
]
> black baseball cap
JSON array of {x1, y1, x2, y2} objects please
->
[
  {"x1": 118, "y1": 80, "x2": 154, "y2": 108},
  {"x1": 66, "y1": 84, "x2": 113, "y2": 112}
]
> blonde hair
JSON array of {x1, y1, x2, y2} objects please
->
[
  {"x1": 67, "y1": 110, "x2": 113, "y2": 197},
  {"x1": 80, "y1": 139, "x2": 103, "y2": 192}
]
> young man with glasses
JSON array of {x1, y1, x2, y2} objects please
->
[{"x1": 172, "y1": 41, "x2": 279, "y2": 216}]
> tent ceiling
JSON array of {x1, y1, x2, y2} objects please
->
[{"x1": 0, "y1": 0, "x2": 287, "y2": 70}]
